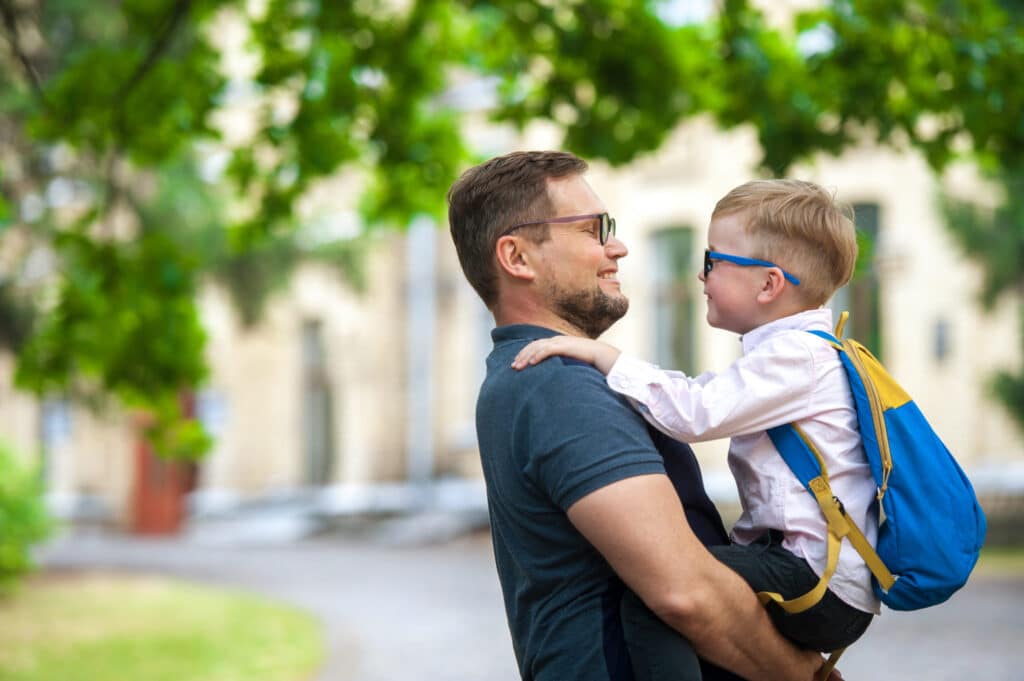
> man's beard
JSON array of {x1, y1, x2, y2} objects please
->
[{"x1": 549, "y1": 283, "x2": 628, "y2": 339}]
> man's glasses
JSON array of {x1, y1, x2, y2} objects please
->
[
  {"x1": 499, "y1": 213, "x2": 617, "y2": 245},
  {"x1": 703, "y1": 249, "x2": 801, "y2": 285}
]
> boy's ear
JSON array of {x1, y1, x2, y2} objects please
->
[
  {"x1": 756, "y1": 268, "x2": 788, "y2": 303},
  {"x1": 495, "y1": 235, "x2": 537, "y2": 282}
]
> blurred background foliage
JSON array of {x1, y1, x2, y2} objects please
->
[
  {"x1": 0, "y1": 0, "x2": 1022, "y2": 456},
  {"x1": 0, "y1": 439, "x2": 51, "y2": 591}
]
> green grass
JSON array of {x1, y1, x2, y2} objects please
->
[
  {"x1": 976, "y1": 545, "x2": 1024, "y2": 576},
  {"x1": 0, "y1": 572, "x2": 324, "y2": 681}
]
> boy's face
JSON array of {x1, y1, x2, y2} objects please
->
[{"x1": 699, "y1": 212, "x2": 770, "y2": 335}]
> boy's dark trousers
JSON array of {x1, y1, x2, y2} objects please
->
[
  {"x1": 711, "y1": 531, "x2": 874, "y2": 652},
  {"x1": 620, "y1": 532, "x2": 873, "y2": 681}
]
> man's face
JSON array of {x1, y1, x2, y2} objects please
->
[{"x1": 533, "y1": 175, "x2": 629, "y2": 339}]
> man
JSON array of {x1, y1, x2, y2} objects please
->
[{"x1": 447, "y1": 150, "x2": 826, "y2": 681}]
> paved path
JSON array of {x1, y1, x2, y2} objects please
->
[{"x1": 36, "y1": 527, "x2": 1024, "y2": 681}]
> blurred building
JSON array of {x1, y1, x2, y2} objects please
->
[{"x1": 1, "y1": 112, "x2": 1022, "y2": 530}]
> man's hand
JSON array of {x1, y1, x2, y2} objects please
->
[{"x1": 511, "y1": 336, "x2": 622, "y2": 374}]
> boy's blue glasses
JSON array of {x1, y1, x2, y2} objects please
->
[{"x1": 703, "y1": 249, "x2": 801, "y2": 285}]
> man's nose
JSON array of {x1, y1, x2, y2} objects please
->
[{"x1": 604, "y1": 234, "x2": 628, "y2": 258}]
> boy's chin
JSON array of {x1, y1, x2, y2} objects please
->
[
  {"x1": 706, "y1": 311, "x2": 746, "y2": 335},
  {"x1": 705, "y1": 309, "x2": 724, "y2": 329}
]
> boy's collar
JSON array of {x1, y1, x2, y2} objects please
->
[{"x1": 740, "y1": 308, "x2": 834, "y2": 353}]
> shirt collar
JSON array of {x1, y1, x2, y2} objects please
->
[
  {"x1": 491, "y1": 324, "x2": 564, "y2": 346},
  {"x1": 740, "y1": 308, "x2": 834, "y2": 354}
]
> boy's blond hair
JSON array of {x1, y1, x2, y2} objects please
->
[{"x1": 712, "y1": 179, "x2": 858, "y2": 307}]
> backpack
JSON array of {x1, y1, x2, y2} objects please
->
[{"x1": 763, "y1": 311, "x2": 987, "y2": 616}]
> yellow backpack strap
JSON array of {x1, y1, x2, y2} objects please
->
[
  {"x1": 813, "y1": 312, "x2": 897, "y2": 590},
  {"x1": 757, "y1": 478, "x2": 846, "y2": 614},
  {"x1": 818, "y1": 648, "x2": 846, "y2": 681},
  {"x1": 844, "y1": 511, "x2": 895, "y2": 591},
  {"x1": 835, "y1": 310, "x2": 849, "y2": 339},
  {"x1": 757, "y1": 424, "x2": 895, "y2": 613},
  {"x1": 832, "y1": 311, "x2": 898, "y2": 589}
]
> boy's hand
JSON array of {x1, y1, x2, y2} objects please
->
[{"x1": 511, "y1": 336, "x2": 621, "y2": 375}]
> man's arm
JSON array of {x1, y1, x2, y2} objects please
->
[{"x1": 567, "y1": 473, "x2": 822, "y2": 681}]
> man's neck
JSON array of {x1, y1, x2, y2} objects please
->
[{"x1": 493, "y1": 301, "x2": 586, "y2": 338}]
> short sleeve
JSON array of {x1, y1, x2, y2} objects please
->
[{"x1": 515, "y1": 359, "x2": 666, "y2": 510}]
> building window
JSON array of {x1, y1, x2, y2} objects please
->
[
  {"x1": 40, "y1": 398, "x2": 72, "y2": 483},
  {"x1": 933, "y1": 317, "x2": 951, "y2": 364},
  {"x1": 301, "y1": 319, "x2": 335, "y2": 486},
  {"x1": 650, "y1": 227, "x2": 697, "y2": 374},
  {"x1": 831, "y1": 203, "x2": 882, "y2": 357}
]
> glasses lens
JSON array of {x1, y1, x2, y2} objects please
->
[
  {"x1": 703, "y1": 249, "x2": 713, "y2": 276},
  {"x1": 600, "y1": 214, "x2": 616, "y2": 245}
]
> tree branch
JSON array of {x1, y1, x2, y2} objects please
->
[
  {"x1": 117, "y1": 0, "x2": 193, "y2": 102},
  {"x1": 0, "y1": 0, "x2": 47, "y2": 102},
  {"x1": 103, "y1": 0, "x2": 192, "y2": 235}
]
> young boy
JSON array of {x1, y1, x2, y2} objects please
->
[{"x1": 512, "y1": 179, "x2": 879, "y2": 657}]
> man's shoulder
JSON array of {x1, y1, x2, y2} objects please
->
[
  {"x1": 479, "y1": 346, "x2": 668, "y2": 512},
  {"x1": 487, "y1": 334, "x2": 613, "y2": 386},
  {"x1": 519, "y1": 354, "x2": 610, "y2": 381},
  {"x1": 482, "y1": 353, "x2": 625, "y2": 417}
]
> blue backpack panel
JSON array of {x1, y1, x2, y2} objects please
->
[{"x1": 766, "y1": 314, "x2": 987, "y2": 613}]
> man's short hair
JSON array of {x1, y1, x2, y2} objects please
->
[
  {"x1": 447, "y1": 150, "x2": 588, "y2": 307},
  {"x1": 712, "y1": 179, "x2": 859, "y2": 307}
]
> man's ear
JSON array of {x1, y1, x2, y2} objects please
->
[
  {"x1": 495, "y1": 235, "x2": 536, "y2": 282},
  {"x1": 756, "y1": 268, "x2": 787, "y2": 303}
]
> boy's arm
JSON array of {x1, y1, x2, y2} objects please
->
[
  {"x1": 512, "y1": 336, "x2": 622, "y2": 374},
  {"x1": 606, "y1": 341, "x2": 818, "y2": 443}
]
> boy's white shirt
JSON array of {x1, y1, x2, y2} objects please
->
[{"x1": 606, "y1": 307, "x2": 881, "y2": 614}]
